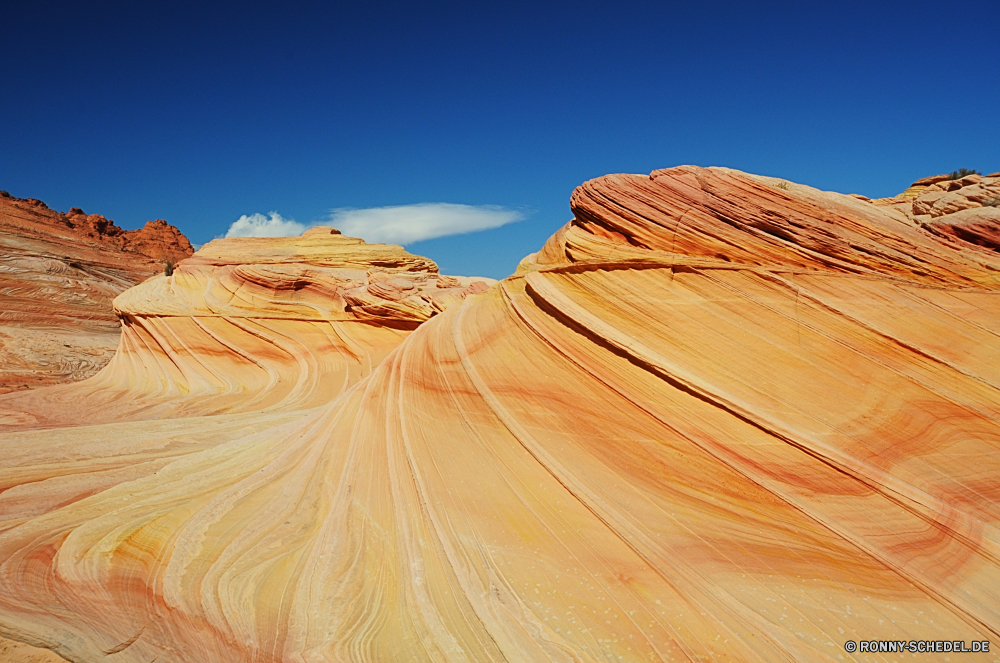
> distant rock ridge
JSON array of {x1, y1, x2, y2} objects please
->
[
  {"x1": 0, "y1": 190, "x2": 193, "y2": 265},
  {"x1": 867, "y1": 172, "x2": 1000, "y2": 252},
  {"x1": 0, "y1": 191, "x2": 195, "y2": 394}
]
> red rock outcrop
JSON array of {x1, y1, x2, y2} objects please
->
[
  {"x1": 2, "y1": 195, "x2": 194, "y2": 267},
  {"x1": 117, "y1": 219, "x2": 194, "y2": 263},
  {"x1": 0, "y1": 168, "x2": 998, "y2": 662},
  {"x1": 0, "y1": 192, "x2": 193, "y2": 394}
]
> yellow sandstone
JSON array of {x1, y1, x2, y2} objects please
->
[{"x1": 0, "y1": 167, "x2": 998, "y2": 661}]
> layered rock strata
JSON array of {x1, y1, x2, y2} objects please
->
[
  {"x1": 0, "y1": 227, "x2": 491, "y2": 429},
  {"x1": 0, "y1": 168, "x2": 998, "y2": 662},
  {"x1": 0, "y1": 192, "x2": 193, "y2": 394},
  {"x1": 872, "y1": 171, "x2": 1000, "y2": 251}
]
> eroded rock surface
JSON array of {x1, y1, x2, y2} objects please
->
[
  {"x1": 0, "y1": 227, "x2": 492, "y2": 429},
  {"x1": 0, "y1": 168, "x2": 998, "y2": 662},
  {"x1": 872, "y1": 171, "x2": 1000, "y2": 252},
  {"x1": 0, "y1": 192, "x2": 193, "y2": 394}
]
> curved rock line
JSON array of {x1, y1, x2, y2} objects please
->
[{"x1": 0, "y1": 167, "x2": 998, "y2": 661}]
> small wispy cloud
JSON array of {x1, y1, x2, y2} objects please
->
[
  {"x1": 328, "y1": 203, "x2": 524, "y2": 245},
  {"x1": 222, "y1": 204, "x2": 524, "y2": 244},
  {"x1": 225, "y1": 212, "x2": 305, "y2": 238}
]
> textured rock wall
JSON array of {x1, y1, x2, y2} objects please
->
[
  {"x1": 0, "y1": 193, "x2": 193, "y2": 394},
  {"x1": 874, "y1": 171, "x2": 1000, "y2": 251},
  {"x1": 0, "y1": 168, "x2": 998, "y2": 662}
]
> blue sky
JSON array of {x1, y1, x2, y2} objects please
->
[{"x1": 2, "y1": 0, "x2": 997, "y2": 279}]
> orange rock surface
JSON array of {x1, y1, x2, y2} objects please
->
[
  {"x1": 0, "y1": 226, "x2": 492, "y2": 429},
  {"x1": 873, "y1": 172, "x2": 1000, "y2": 254},
  {"x1": 0, "y1": 167, "x2": 998, "y2": 662},
  {"x1": 0, "y1": 192, "x2": 193, "y2": 394}
]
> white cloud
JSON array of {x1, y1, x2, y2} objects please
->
[
  {"x1": 328, "y1": 203, "x2": 524, "y2": 245},
  {"x1": 225, "y1": 212, "x2": 306, "y2": 238}
]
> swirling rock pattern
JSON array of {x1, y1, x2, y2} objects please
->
[
  {"x1": 1, "y1": 167, "x2": 999, "y2": 662},
  {"x1": 0, "y1": 227, "x2": 492, "y2": 430}
]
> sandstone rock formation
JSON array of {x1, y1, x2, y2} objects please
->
[
  {"x1": 0, "y1": 226, "x2": 492, "y2": 430},
  {"x1": 0, "y1": 167, "x2": 998, "y2": 662},
  {"x1": 0, "y1": 192, "x2": 193, "y2": 394},
  {"x1": 872, "y1": 171, "x2": 1000, "y2": 252}
]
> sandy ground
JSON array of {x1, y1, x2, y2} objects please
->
[
  {"x1": 0, "y1": 326, "x2": 119, "y2": 395},
  {"x1": 0, "y1": 636, "x2": 66, "y2": 662}
]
